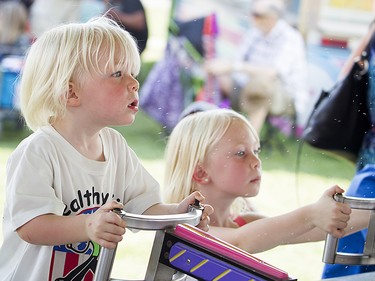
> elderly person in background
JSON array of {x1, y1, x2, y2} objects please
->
[
  {"x1": 29, "y1": 0, "x2": 82, "y2": 37},
  {"x1": 205, "y1": 0, "x2": 308, "y2": 135}
]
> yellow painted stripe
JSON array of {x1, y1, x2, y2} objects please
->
[
  {"x1": 213, "y1": 269, "x2": 231, "y2": 281},
  {"x1": 169, "y1": 249, "x2": 186, "y2": 262},
  {"x1": 190, "y1": 259, "x2": 209, "y2": 272}
]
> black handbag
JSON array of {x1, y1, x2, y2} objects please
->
[{"x1": 302, "y1": 50, "x2": 372, "y2": 162}]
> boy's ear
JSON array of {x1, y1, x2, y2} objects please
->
[
  {"x1": 66, "y1": 82, "x2": 80, "y2": 107},
  {"x1": 192, "y1": 165, "x2": 210, "y2": 184}
]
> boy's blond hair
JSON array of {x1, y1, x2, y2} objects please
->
[{"x1": 20, "y1": 17, "x2": 141, "y2": 131}]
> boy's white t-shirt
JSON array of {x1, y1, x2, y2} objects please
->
[{"x1": 0, "y1": 126, "x2": 162, "y2": 281}]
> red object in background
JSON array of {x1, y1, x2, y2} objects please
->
[
  {"x1": 321, "y1": 37, "x2": 348, "y2": 49},
  {"x1": 197, "y1": 13, "x2": 221, "y2": 105}
]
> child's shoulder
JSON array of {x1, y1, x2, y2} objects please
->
[
  {"x1": 102, "y1": 126, "x2": 122, "y2": 137},
  {"x1": 9, "y1": 126, "x2": 62, "y2": 161},
  {"x1": 100, "y1": 127, "x2": 133, "y2": 155},
  {"x1": 17, "y1": 126, "x2": 56, "y2": 148},
  {"x1": 101, "y1": 127, "x2": 128, "y2": 144}
]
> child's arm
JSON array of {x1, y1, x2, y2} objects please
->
[
  {"x1": 17, "y1": 200, "x2": 126, "y2": 249},
  {"x1": 208, "y1": 185, "x2": 353, "y2": 253},
  {"x1": 287, "y1": 207, "x2": 371, "y2": 244},
  {"x1": 240, "y1": 212, "x2": 267, "y2": 224},
  {"x1": 143, "y1": 191, "x2": 214, "y2": 232}
]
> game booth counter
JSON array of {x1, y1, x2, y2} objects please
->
[
  {"x1": 92, "y1": 193, "x2": 375, "y2": 281},
  {"x1": 94, "y1": 201, "x2": 298, "y2": 281}
]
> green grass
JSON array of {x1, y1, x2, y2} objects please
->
[
  {"x1": 115, "y1": 111, "x2": 167, "y2": 159},
  {"x1": 0, "y1": 58, "x2": 356, "y2": 281},
  {"x1": 261, "y1": 131, "x2": 355, "y2": 178},
  {"x1": 0, "y1": 109, "x2": 356, "y2": 177},
  {"x1": 0, "y1": 111, "x2": 356, "y2": 281}
]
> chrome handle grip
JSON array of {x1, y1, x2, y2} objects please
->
[
  {"x1": 112, "y1": 202, "x2": 203, "y2": 230},
  {"x1": 323, "y1": 193, "x2": 375, "y2": 265},
  {"x1": 94, "y1": 202, "x2": 204, "y2": 281},
  {"x1": 333, "y1": 193, "x2": 375, "y2": 210}
]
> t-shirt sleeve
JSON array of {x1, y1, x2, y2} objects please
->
[{"x1": 5, "y1": 144, "x2": 66, "y2": 231}]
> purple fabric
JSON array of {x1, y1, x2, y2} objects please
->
[
  {"x1": 140, "y1": 36, "x2": 227, "y2": 131},
  {"x1": 140, "y1": 43, "x2": 185, "y2": 130}
]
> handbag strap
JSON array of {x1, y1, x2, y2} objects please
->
[{"x1": 353, "y1": 26, "x2": 375, "y2": 80}]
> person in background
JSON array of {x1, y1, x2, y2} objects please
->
[
  {"x1": 79, "y1": 0, "x2": 107, "y2": 23},
  {"x1": 321, "y1": 18, "x2": 375, "y2": 279},
  {"x1": 30, "y1": 0, "x2": 107, "y2": 37},
  {"x1": 0, "y1": 17, "x2": 212, "y2": 281},
  {"x1": 106, "y1": 0, "x2": 148, "y2": 54},
  {"x1": 0, "y1": 0, "x2": 33, "y2": 12},
  {"x1": 0, "y1": 1, "x2": 32, "y2": 60},
  {"x1": 29, "y1": 0, "x2": 82, "y2": 37},
  {"x1": 21, "y1": 0, "x2": 33, "y2": 11},
  {"x1": 205, "y1": 0, "x2": 308, "y2": 135},
  {"x1": 164, "y1": 108, "x2": 370, "y2": 254}
]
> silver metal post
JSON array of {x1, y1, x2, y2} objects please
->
[{"x1": 94, "y1": 247, "x2": 117, "y2": 281}]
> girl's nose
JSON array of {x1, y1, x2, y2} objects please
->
[
  {"x1": 129, "y1": 76, "x2": 139, "y2": 92},
  {"x1": 250, "y1": 154, "x2": 261, "y2": 169}
]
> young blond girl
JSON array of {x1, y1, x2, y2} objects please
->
[{"x1": 164, "y1": 108, "x2": 368, "y2": 254}]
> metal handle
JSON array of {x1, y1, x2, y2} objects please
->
[
  {"x1": 333, "y1": 193, "x2": 375, "y2": 210},
  {"x1": 94, "y1": 202, "x2": 204, "y2": 281},
  {"x1": 112, "y1": 202, "x2": 203, "y2": 230},
  {"x1": 323, "y1": 193, "x2": 375, "y2": 265}
]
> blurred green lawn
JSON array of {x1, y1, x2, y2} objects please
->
[
  {"x1": 0, "y1": 110, "x2": 355, "y2": 281},
  {"x1": 0, "y1": 0, "x2": 358, "y2": 280}
]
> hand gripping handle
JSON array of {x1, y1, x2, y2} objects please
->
[
  {"x1": 94, "y1": 200, "x2": 204, "y2": 281},
  {"x1": 322, "y1": 193, "x2": 375, "y2": 265}
]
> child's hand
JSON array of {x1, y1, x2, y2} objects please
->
[
  {"x1": 85, "y1": 201, "x2": 126, "y2": 249},
  {"x1": 312, "y1": 185, "x2": 351, "y2": 238},
  {"x1": 177, "y1": 191, "x2": 214, "y2": 232},
  {"x1": 196, "y1": 206, "x2": 214, "y2": 232}
]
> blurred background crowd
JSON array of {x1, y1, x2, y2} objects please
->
[
  {"x1": 0, "y1": 0, "x2": 374, "y2": 140},
  {"x1": 0, "y1": 1, "x2": 375, "y2": 280}
]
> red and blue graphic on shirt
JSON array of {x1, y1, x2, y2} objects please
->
[{"x1": 48, "y1": 207, "x2": 100, "y2": 281}]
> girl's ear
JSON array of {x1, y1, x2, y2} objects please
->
[
  {"x1": 66, "y1": 82, "x2": 80, "y2": 107},
  {"x1": 192, "y1": 165, "x2": 210, "y2": 184}
]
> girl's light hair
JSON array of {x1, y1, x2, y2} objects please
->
[
  {"x1": 164, "y1": 108, "x2": 259, "y2": 213},
  {"x1": 0, "y1": 1, "x2": 28, "y2": 45},
  {"x1": 20, "y1": 17, "x2": 141, "y2": 131}
]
